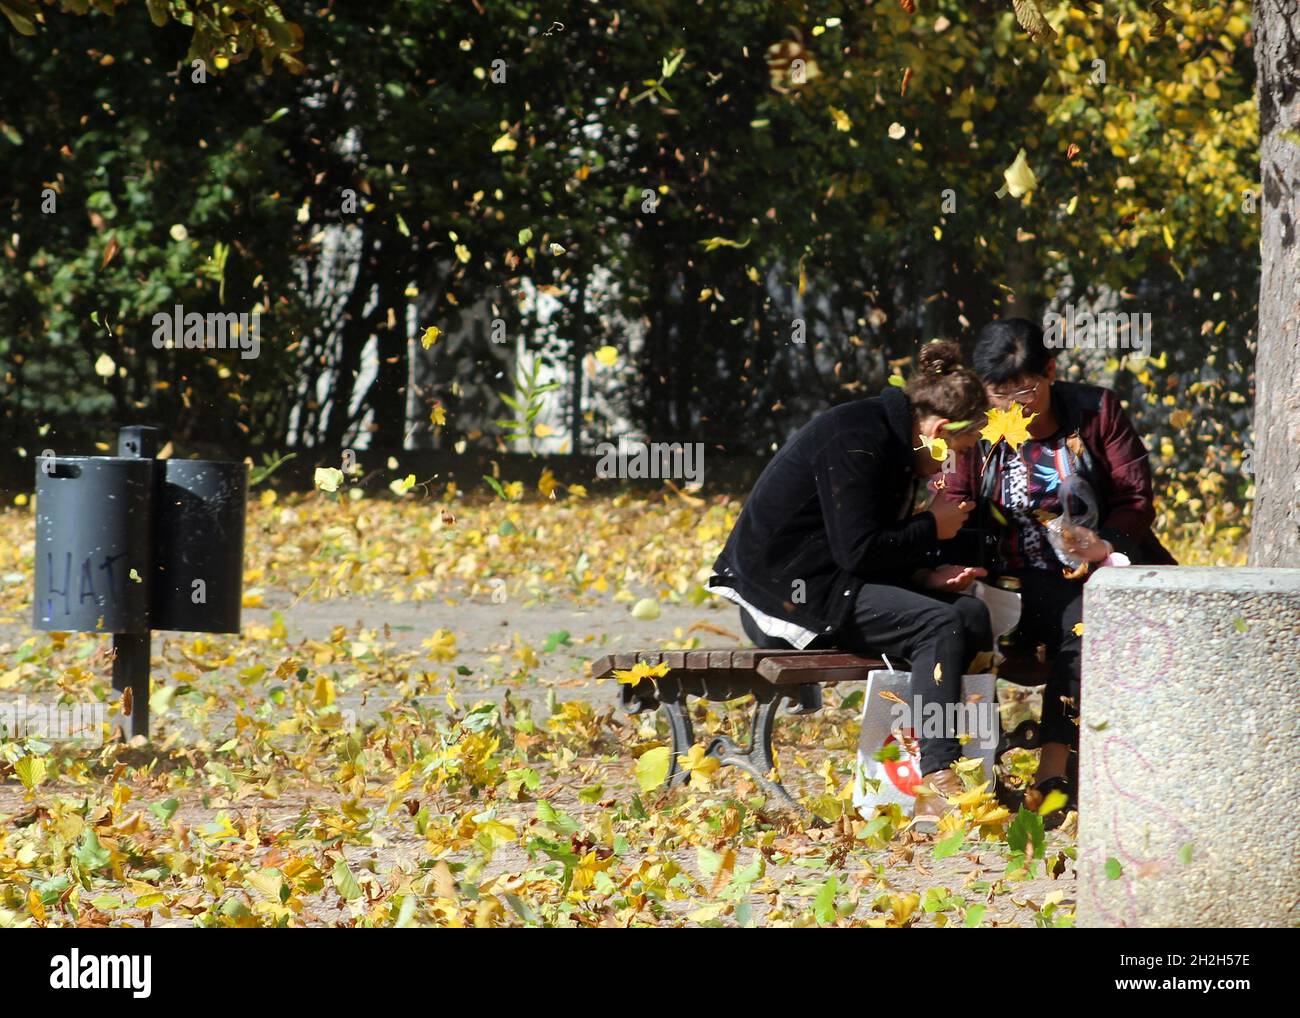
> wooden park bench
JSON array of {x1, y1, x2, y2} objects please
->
[{"x1": 592, "y1": 646, "x2": 1051, "y2": 816}]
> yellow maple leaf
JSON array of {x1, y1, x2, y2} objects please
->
[
  {"x1": 680, "y1": 743, "x2": 721, "y2": 789},
  {"x1": 423, "y1": 628, "x2": 458, "y2": 662},
  {"x1": 611, "y1": 660, "x2": 671, "y2": 686},
  {"x1": 980, "y1": 403, "x2": 1037, "y2": 452},
  {"x1": 430, "y1": 403, "x2": 447, "y2": 427}
]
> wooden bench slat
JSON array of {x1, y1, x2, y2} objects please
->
[
  {"x1": 756, "y1": 653, "x2": 885, "y2": 685},
  {"x1": 730, "y1": 648, "x2": 809, "y2": 668},
  {"x1": 592, "y1": 647, "x2": 890, "y2": 682}
]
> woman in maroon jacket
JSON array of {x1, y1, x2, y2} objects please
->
[{"x1": 944, "y1": 317, "x2": 1175, "y2": 827}]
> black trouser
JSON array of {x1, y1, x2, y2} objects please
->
[
  {"x1": 1004, "y1": 569, "x2": 1083, "y2": 750},
  {"x1": 740, "y1": 583, "x2": 992, "y2": 776}
]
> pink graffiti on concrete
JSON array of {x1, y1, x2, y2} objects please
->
[
  {"x1": 1084, "y1": 610, "x2": 1178, "y2": 694},
  {"x1": 1079, "y1": 731, "x2": 1195, "y2": 927}
]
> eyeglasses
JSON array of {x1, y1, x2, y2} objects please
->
[{"x1": 987, "y1": 381, "x2": 1040, "y2": 405}]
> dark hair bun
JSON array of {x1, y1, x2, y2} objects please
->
[{"x1": 916, "y1": 338, "x2": 963, "y2": 377}]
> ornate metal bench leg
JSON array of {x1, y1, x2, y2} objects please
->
[
  {"x1": 787, "y1": 682, "x2": 822, "y2": 715},
  {"x1": 659, "y1": 699, "x2": 694, "y2": 788},
  {"x1": 703, "y1": 692, "x2": 809, "y2": 817}
]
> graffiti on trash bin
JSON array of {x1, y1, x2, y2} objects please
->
[{"x1": 40, "y1": 549, "x2": 134, "y2": 621}]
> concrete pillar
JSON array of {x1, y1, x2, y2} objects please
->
[{"x1": 1078, "y1": 566, "x2": 1300, "y2": 928}]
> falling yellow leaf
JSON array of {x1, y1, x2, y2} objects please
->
[
  {"x1": 94, "y1": 354, "x2": 116, "y2": 378},
  {"x1": 630, "y1": 746, "x2": 668, "y2": 795},
  {"x1": 995, "y1": 148, "x2": 1038, "y2": 199},
  {"x1": 1011, "y1": 0, "x2": 1057, "y2": 43},
  {"x1": 421, "y1": 326, "x2": 441, "y2": 349},
  {"x1": 389, "y1": 474, "x2": 416, "y2": 496},
  {"x1": 829, "y1": 106, "x2": 852, "y2": 132},
  {"x1": 1038, "y1": 789, "x2": 1069, "y2": 815},
  {"x1": 491, "y1": 132, "x2": 517, "y2": 153},
  {"x1": 594, "y1": 345, "x2": 619, "y2": 367},
  {"x1": 538, "y1": 468, "x2": 558, "y2": 498},
  {"x1": 314, "y1": 467, "x2": 345, "y2": 493},
  {"x1": 430, "y1": 404, "x2": 447, "y2": 427}
]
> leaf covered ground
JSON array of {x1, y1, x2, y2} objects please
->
[{"x1": 0, "y1": 489, "x2": 1237, "y2": 927}]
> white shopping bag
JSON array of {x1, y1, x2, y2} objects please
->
[
  {"x1": 972, "y1": 580, "x2": 1022, "y2": 667},
  {"x1": 852, "y1": 664, "x2": 999, "y2": 817}
]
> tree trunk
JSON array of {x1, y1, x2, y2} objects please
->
[{"x1": 1250, "y1": 0, "x2": 1300, "y2": 567}]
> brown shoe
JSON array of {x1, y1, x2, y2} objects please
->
[{"x1": 910, "y1": 767, "x2": 964, "y2": 831}]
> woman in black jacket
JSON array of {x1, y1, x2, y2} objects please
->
[{"x1": 708, "y1": 340, "x2": 993, "y2": 823}]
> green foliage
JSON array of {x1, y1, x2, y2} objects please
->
[{"x1": 0, "y1": 0, "x2": 1258, "y2": 545}]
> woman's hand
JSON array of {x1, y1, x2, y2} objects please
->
[
  {"x1": 1059, "y1": 524, "x2": 1113, "y2": 563},
  {"x1": 922, "y1": 564, "x2": 988, "y2": 592},
  {"x1": 929, "y1": 496, "x2": 973, "y2": 540}
]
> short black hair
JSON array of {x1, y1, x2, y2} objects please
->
[{"x1": 972, "y1": 317, "x2": 1055, "y2": 384}]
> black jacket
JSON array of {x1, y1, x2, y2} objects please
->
[{"x1": 709, "y1": 386, "x2": 938, "y2": 636}]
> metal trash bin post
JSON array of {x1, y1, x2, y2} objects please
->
[{"x1": 33, "y1": 425, "x2": 248, "y2": 740}]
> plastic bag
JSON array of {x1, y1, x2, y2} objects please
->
[{"x1": 1041, "y1": 472, "x2": 1100, "y2": 569}]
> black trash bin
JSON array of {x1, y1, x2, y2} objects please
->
[
  {"x1": 151, "y1": 459, "x2": 248, "y2": 634},
  {"x1": 33, "y1": 456, "x2": 154, "y2": 634},
  {"x1": 31, "y1": 426, "x2": 250, "y2": 739}
]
